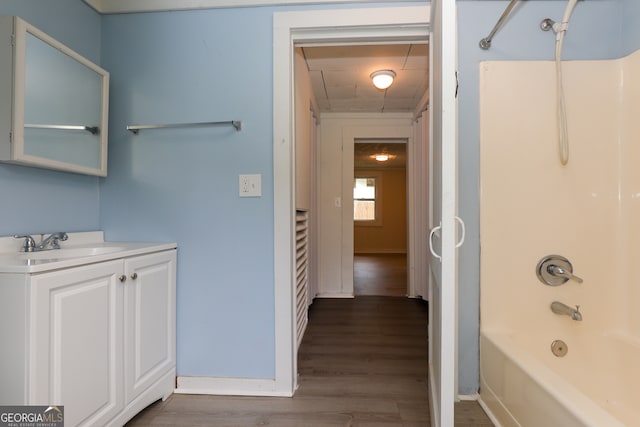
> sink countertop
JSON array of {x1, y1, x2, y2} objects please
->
[{"x1": 0, "y1": 231, "x2": 176, "y2": 274}]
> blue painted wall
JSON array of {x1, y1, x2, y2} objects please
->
[
  {"x1": 456, "y1": 0, "x2": 621, "y2": 394},
  {"x1": 621, "y1": 0, "x2": 640, "y2": 55},
  {"x1": 0, "y1": 1, "x2": 101, "y2": 237},
  {"x1": 100, "y1": 8, "x2": 277, "y2": 378}
]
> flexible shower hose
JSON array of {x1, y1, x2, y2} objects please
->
[
  {"x1": 556, "y1": 31, "x2": 569, "y2": 165},
  {"x1": 555, "y1": 0, "x2": 579, "y2": 166}
]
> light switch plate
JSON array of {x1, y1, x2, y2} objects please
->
[{"x1": 239, "y1": 174, "x2": 262, "y2": 197}]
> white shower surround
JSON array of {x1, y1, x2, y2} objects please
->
[{"x1": 479, "y1": 50, "x2": 640, "y2": 426}]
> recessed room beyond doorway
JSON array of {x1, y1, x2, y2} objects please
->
[{"x1": 353, "y1": 139, "x2": 408, "y2": 297}]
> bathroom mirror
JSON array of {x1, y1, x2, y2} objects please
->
[{"x1": 0, "y1": 17, "x2": 109, "y2": 176}]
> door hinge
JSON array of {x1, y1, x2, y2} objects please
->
[
  {"x1": 9, "y1": 34, "x2": 15, "y2": 46},
  {"x1": 455, "y1": 71, "x2": 459, "y2": 98},
  {"x1": 9, "y1": 131, "x2": 12, "y2": 143}
]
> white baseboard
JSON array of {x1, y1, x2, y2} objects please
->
[
  {"x1": 354, "y1": 250, "x2": 407, "y2": 254},
  {"x1": 175, "y1": 376, "x2": 293, "y2": 397},
  {"x1": 457, "y1": 393, "x2": 479, "y2": 401},
  {"x1": 315, "y1": 293, "x2": 354, "y2": 298}
]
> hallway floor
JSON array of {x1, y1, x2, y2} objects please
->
[
  {"x1": 126, "y1": 256, "x2": 493, "y2": 426},
  {"x1": 354, "y1": 253, "x2": 407, "y2": 297}
]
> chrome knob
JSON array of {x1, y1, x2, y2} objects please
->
[
  {"x1": 118, "y1": 275, "x2": 126, "y2": 282},
  {"x1": 13, "y1": 235, "x2": 36, "y2": 252},
  {"x1": 130, "y1": 273, "x2": 138, "y2": 280},
  {"x1": 540, "y1": 18, "x2": 556, "y2": 32}
]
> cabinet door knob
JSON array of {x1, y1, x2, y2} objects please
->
[
  {"x1": 119, "y1": 275, "x2": 126, "y2": 282},
  {"x1": 130, "y1": 273, "x2": 138, "y2": 280}
]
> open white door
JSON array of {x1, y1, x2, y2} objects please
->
[{"x1": 428, "y1": 0, "x2": 459, "y2": 426}]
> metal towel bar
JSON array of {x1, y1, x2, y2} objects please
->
[
  {"x1": 25, "y1": 124, "x2": 100, "y2": 135},
  {"x1": 479, "y1": 0, "x2": 518, "y2": 50},
  {"x1": 126, "y1": 120, "x2": 241, "y2": 134}
]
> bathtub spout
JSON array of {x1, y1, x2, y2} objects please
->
[{"x1": 551, "y1": 301, "x2": 582, "y2": 321}]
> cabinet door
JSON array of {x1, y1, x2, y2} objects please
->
[
  {"x1": 124, "y1": 250, "x2": 176, "y2": 404},
  {"x1": 30, "y1": 260, "x2": 124, "y2": 427}
]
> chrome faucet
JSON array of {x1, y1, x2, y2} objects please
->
[
  {"x1": 38, "y1": 232, "x2": 68, "y2": 250},
  {"x1": 550, "y1": 301, "x2": 582, "y2": 321},
  {"x1": 14, "y1": 232, "x2": 68, "y2": 252}
]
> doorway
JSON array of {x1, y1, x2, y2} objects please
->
[
  {"x1": 353, "y1": 139, "x2": 408, "y2": 297},
  {"x1": 272, "y1": 5, "x2": 431, "y2": 396},
  {"x1": 300, "y1": 38, "x2": 429, "y2": 299}
]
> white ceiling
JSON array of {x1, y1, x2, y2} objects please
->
[
  {"x1": 355, "y1": 141, "x2": 407, "y2": 169},
  {"x1": 302, "y1": 44, "x2": 429, "y2": 113}
]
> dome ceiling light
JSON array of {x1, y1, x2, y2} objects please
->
[
  {"x1": 370, "y1": 70, "x2": 396, "y2": 90},
  {"x1": 370, "y1": 153, "x2": 396, "y2": 162}
]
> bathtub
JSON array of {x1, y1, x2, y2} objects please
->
[{"x1": 479, "y1": 330, "x2": 640, "y2": 427}]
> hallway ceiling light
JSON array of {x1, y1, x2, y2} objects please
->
[
  {"x1": 370, "y1": 70, "x2": 396, "y2": 90},
  {"x1": 371, "y1": 153, "x2": 396, "y2": 162}
]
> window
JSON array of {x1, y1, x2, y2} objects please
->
[
  {"x1": 354, "y1": 176, "x2": 381, "y2": 224},
  {"x1": 354, "y1": 177, "x2": 375, "y2": 220}
]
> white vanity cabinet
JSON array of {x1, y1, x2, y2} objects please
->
[
  {"x1": 0, "y1": 248, "x2": 176, "y2": 427},
  {"x1": 0, "y1": 16, "x2": 109, "y2": 176}
]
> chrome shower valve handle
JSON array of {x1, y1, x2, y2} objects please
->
[
  {"x1": 536, "y1": 255, "x2": 583, "y2": 286},
  {"x1": 548, "y1": 264, "x2": 583, "y2": 284}
]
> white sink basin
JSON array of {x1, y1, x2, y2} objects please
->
[{"x1": 18, "y1": 246, "x2": 127, "y2": 260}]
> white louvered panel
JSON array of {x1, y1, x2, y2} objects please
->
[
  {"x1": 296, "y1": 257, "x2": 308, "y2": 283},
  {"x1": 295, "y1": 210, "x2": 309, "y2": 349}
]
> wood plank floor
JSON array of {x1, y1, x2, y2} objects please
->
[
  {"x1": 127, "y1": 255, "x2": 492, "y2": 427},
  {"x1": 354, "y1": 254, "x2": 407, "y2": 297},
  {"x1": 126, "y1": 296, "x2": 493, "y2": 426}
]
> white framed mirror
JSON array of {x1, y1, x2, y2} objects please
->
[{"x1": 0, "y1": 16, "x2": 109, "y2": 176}]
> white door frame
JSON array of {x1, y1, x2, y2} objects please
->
[
  {"x1": 343, "y1": 124, "x2": 414, "y2": 297},
  {"x1": 273, "y1": 5, "x2": 431, "y2": 395}
]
